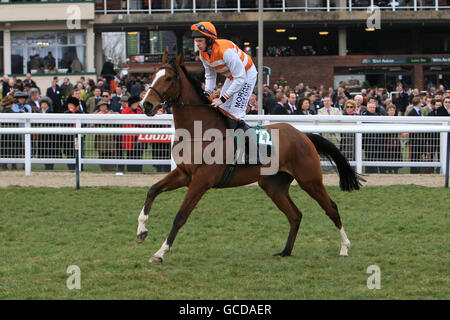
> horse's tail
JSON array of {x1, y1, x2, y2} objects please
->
[{"x1": 306, "y1": 133, "x2": 364, "y2": 192}]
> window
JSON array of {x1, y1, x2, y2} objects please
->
[{"x1": 11, "y1": 31, "x2": 86, "y2": 74}]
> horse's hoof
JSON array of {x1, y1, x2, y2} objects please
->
[
  {"x1": 137, "y1": 231, "x2": 148, "y2": 243},
  {"x1": 149, "y1": 256, "x2": 163, "y2": 264},
  {"x1": 273, "y1": 251, "x2": 290, "y2": 257}
]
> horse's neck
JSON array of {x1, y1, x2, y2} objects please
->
[{"x1": 172, "y1": 86, "x2": 224, "y2": 135}]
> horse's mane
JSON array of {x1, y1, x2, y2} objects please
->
[{"x1": 169, "y1": 59, "x2": 211, "y2": 105}]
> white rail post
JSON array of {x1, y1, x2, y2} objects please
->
[
  {"x1": 24, "y1": 119, "x2": 31, "y2": 176},
  {"x1": 170, "y1": 121, "x2": 176, "y2": 171},
  {"x1": 215, "y1": 0, "x2": 218, "y2": 13},
  {"x1": 238, "y1": 0, "x2": 241, "y2": 12},
  {"x1": 327, "y1": 0, "x2": 330, "y2": 12},
  {"x1": 76, "y1": 120, "x2": 82, "y2": 172},
  {"x1": 127, "y1": 0, "x2": 130, "y2": 14},
  {"x1": 348, "y1": 0, "x2": 352, "y2": 12},
  {"x1": 193, "y1": 0, "x2": 196, "y2": 13},
  {"x1": 104, "y1": 0, "x2": 107, "y2": 15},
  {"x1": 282, "y1": 0, "x2": 286, "y2": 12},
  {"x1": 149, "y1": 0, "x2": 152, "y2": 14},
  {"x1": 355, "y1": 124, "x2": 363, "y2": 174},
  {"x1": 171, "y1": 0, "x2": 174, "y2": 13},
  {"x1": 441, "y1": 130, "x2": 448, "y2": 175}
]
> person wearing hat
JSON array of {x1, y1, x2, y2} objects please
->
[
  {"x1": 1, "y1": 94, "x2": 15, "y2": 113},
  {"x1": 38, "y1": 96, "x2": 53, "y2": 113},
  {"x1": 33, "y1": 96, "x2": 56, "y2": 170},
  {"x1": 190, "y1": 21, "x2": 257, "y2": 130},
  {"x1": 94, "y1": 99, "x2": 118, "y2": 172},
  {"x1": 2, "y1": 92, "x2": 31, "y2": 170},
  {"x1": 12, "y1": 91, "x2": 32, "y2": 113},
  {"x1": 0, "y1": 94, "x2": 18, "y2": 170}
]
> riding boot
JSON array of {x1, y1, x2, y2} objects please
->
[{"x1": 224, "y1": 116, "x2": 239, "y2": 130}]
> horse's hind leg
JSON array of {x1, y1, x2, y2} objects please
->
[
  {"x1": 137, "y1": 167, "x2": 188, "y2": 243},
  {"x1": 299, "y1": 179, "x2": 351, "y2": 257},
  {"x1": 258, "y1": 172, "x2": 302, "y2": 257}
]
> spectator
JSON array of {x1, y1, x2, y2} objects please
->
[
  {"x1": 46, "y1": 78, "x2": 63, "y2": 113},
  {"x1": 335, "y1": 96, "x2": 346, "y2": 113},
  {"x1": 6, "y1": 92, "x2": 32, "y2": 170},
  {"x1": 343, "y1": 99, "x2": 357, "y2": 115},
  {"x1": 120, "y1": 96, "x2": 148, "y2": 173},
  {"x1": 2, "y1": 75, "x2": 11, "y2": 98},
  {"x1": 362, "y1": 102, "x2": 381, "y2": 173},
  {"x1": 407, "y1": 97, "x2": 425, "y2": 174},
  {"x1": 59, "y1": 97, "x2": 84, "y2": 170},
  {"x1": 44, "y1": 52, "x2": 56, "y2": 70},
  {"x1": 60, "y1": 78, "x2": 74, "y2": 101},
  {"x1": 383, "y1": 105, "x2": 402, "y2": 174},
  {"x1": 111, "y1": 85, "x2": 129, "y2": 107},
  {"x1": 309, "y1": 93, "x2": 322, "y2": 113},
  {"x1": 34, "y1": 97, "x2": 56, "y2": 170},
  {"x1": 368, "y1": 97, "x2": 387, "y2": 115},
  {"x1": 437, "y1": 97, "x2": 450, "y2": 116},
  {"x1": 297, "y1": 98, "x2": 314, "y2": 115},
  {"x1": 246, "y1": 93, "x2": 258, "y2": 115},
  {"x1": 94, "y1": 91, "x2": 120, "y2": 113},
  {"x1": 341, "y1": 99, "x2": 358, "y2": 161},
  {"x1": 23, "y1": 73, "x2": 37, "y2": 89},
  {"x1": 318, "y1": 96, "x2": 341, "y2": 148},
  {"x1": 67, "y1": 88, "x2": 87, "y2": 113},
  {"x1": 86, "y1": 87, "x2": 102, "y2": 113},
  {"x1": 262, "y1": 86, "x2": 276, "y2": 115},
  {"x1": 27, "y1": 88, "x2": 42, "y2": 113},
  {"x1": 393, "y1": 83, "x2": 410, "y2": 116},
  {"x1": 76, "y1": 82, "x2": 87, "y2": 102},
  {"x1": 284, "y1": 92, "x2": 298, "y2": 114},
  {"x1": 12, "y1": 91, "x2": 32, "y2": 113},
  {"x1": 0, "y1": 94, "x2": 17, "y2": 170},
  {"x1": 271, "y1": 92, "x2": 288, "y2": 115},
  {"x1": 70, "y1": 56, "x2": 83, "y2": 73},
  {"x1": 100, "y1": 59, "x2": 116, "y2": 84},
  {"x1": 118, "y1": 95, "x2": 129, "y2": 113},
  {"x1": 94, "y1": 100, "x2": 118, "y2": 172}
]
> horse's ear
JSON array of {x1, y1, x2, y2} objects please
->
[
  {"x1": 176, "y1": 53, "x2": 184, "y2": 68},
  {"x1": 162, "y1": 51, "x2": 169, "y2": 64}
]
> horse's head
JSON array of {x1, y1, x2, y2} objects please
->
[{"x1": 140, "y1": 52, "x2": 182, "y2": 116}]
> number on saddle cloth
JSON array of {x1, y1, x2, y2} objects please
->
[{"x1": 234, "y1": 125, "x2": 273, "y2": 165}]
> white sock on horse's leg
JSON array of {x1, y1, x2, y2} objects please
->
[
  {"x1": 137, "y1": 206, "x2": 148, "y2": 235},
  {"x1": 152, "y1": 239, "x2": 170, "y2": 261},
  {"x1": 339, "y1": 227, "x2": 351, "y2": 257}
]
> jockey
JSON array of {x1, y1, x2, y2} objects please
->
[{"x1": 191, "y1": 21, "x2": 257, "y2": 130}]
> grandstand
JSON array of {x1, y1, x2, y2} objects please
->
[{"x1": 1, "y1": 0, "x2": 450, "y2": 91}]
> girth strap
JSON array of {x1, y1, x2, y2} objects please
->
[{"x1": 213, "y1": 164, "x2": 237, "y2": 189}]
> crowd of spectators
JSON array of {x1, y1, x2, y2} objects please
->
[
  {"x1": 0, "y1": 69, "x2": 171, "y2": 173},
  {"x1": 1, "y1": 68, "x2": 449, "y2": 174}
]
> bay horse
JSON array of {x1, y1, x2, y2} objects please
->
[{"x1": 137, "y1": 53, "x2": 362, "y2": 264}]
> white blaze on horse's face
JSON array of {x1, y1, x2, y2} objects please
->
[{"x1": 140, "y1": 68, "x2": 166, "y2": 107}]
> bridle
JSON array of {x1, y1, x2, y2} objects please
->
[
  {"x1": 142, "y1": 63, "x2": 221, "y2": 127},
  {"x1": 143, "y1": 65, "x2": 182, "y2": 111}
]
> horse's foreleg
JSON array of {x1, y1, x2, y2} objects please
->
[
  {"x1": 137, "y1": 167, "x2": 188, "y2": 243},
  {"x1": 149, "y1": 178, "x2": 210, "y2": 264}
]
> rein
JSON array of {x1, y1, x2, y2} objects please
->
[{"x1": 148, "y1": 64, "x2": 224, "y2": 127}]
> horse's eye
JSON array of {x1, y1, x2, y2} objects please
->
[{"x1": 166, "y1": 77, "x2": 172, "y2": 82}]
